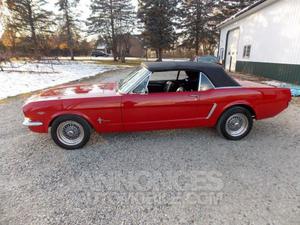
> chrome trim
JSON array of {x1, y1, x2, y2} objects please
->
[
  {"x1": 199, "y1": 72, "x2": 215, "y2": 91},
  {"x1": 206, "y1": 103, "x2": 218, "y2": 119},
  {"x1": 23, "y1": 118, "x2": 43, "y2": 127},
  {"x1": 214, "y1": 86, "x2": 241, "y2": 89},
  {"x1": 97, "y1": 117, "x2": 111, "y2": 124},
  {"x1": 198, "y1": 72, "x2": 202, "y2": 91}
]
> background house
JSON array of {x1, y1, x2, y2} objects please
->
[
  {"x1": 218, "y1": 0, "x2": 300, "y2": 84},
  {"x1": 127, "y1": 35, "x2": 146, "y2": 57}
]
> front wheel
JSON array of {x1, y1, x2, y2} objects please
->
[
  {"x1": 217, "y1": 107, "x2": 253, "y2": 140},
  {"x1": 51, "y1": 115, "x2": 91, "y2": 150}
]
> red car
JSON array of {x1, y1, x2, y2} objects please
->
[{"x1": 23, "y1": 62, "x2": 291, "y2": 150}]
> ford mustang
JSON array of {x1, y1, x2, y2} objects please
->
[{"x1": 22, "y1": 62, "x2": 292, "y2": 150}]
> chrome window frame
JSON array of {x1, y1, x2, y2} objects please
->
[
  {"x1": 198, "y1": 72, "x2": 215, "y2": 91},
  {"x1": 129, "y1": 74, "x2": 151, "y2": 94},
  {"x1": 124, "y1": 70, "x2": 216, "y2": 94},
  {"x1": 119, "y1": 68, "x2": 151, "y2": 94}
]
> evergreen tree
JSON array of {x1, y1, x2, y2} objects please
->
[
  {"x1": 217, "y1": 0, "x2": 257, "y2": 20},
  {"x1": 179, "y1": 0, "x2": 257, "y2": 56},
  {"x1": 87, "y1": 0, "x2": 135, "y2": 61},
  {"x1": 138, "y1": 0, "x2": 179, "y2": 61},
  {"x1": 6, "y1": 0, "x2": 54, "y2": 55},
  {"x1": 180, "y1": 0, "x2": 215, "y2": 55},
  {"x1": 56, "y1": 0, "x2": 80, "y2": 60}
]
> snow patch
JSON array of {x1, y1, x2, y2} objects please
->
[
  {"x1": 0, "y1": 61, "x2": 118, "y2": 100},
  {"x1": 263, "y1": 80, "x2": 300, "y2": 97}
]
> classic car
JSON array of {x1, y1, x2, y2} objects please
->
[
  {"x1": 91, "y1": 50, "x2": 110, "y2": 57},
  {"x1": 192, "y1": 55, "x2": 222, "y2": 66},
  {"x1": 23, "y1": 61, "x2": 292, "y2": 150}
]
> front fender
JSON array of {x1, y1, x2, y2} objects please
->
[{"x1": 48, "y1": 111, "x2": 95, "y2": 129}]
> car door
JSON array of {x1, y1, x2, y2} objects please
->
[{"x1": 122, "y1": 72, "x2": 215, "y2": 131}]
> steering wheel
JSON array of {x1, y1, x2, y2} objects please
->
[{"x1": 164, "y1": 81, "x2": 175, "y2": 92}]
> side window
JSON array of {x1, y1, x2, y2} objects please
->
[
  {"x1": 200, "y1": 73, "x2": 214, "y2": 91},
  {"x1": 151, "y1": 71, "x2": 179, "y2": 81},
  {"x1": 178, "y1": 71, "x2": 188, "y2": 80}
]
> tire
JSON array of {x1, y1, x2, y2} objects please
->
[
  {"x1": 217, "y1": 106, "x2": 253, "y2": 140},
  {"x1": 51, "y1": 115, "x2": 91, "y2": 150}
]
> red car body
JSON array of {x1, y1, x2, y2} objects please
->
[{"x1": 23, "y1": 79, "x2": 291, "y2": 134}]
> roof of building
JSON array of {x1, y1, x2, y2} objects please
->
[
  {"x1": 142, "y1": 61, "x2": 240, "y2": 87},
  {"x1": 217, "y1": 0, "x2": 278, "y2": 29}
]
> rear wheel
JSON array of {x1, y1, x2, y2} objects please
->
[
  {"x1": 51, "y1": 115, "x2": 91, "y2": 150},
  {"x1": 217, "y1": 107, "x2": 253, "y2": 140}
]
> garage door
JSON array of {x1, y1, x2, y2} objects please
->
[{"x1": 225, "y1": 28, "x2": 240, "y2": 72}]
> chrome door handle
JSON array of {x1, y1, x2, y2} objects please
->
[{"x1": 190, "y1": 95, "x2": 200, "y2": 99}]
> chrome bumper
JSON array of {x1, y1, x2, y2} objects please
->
[{"x1": 23, "y1": 118, "x2": 43, "y2": 127}]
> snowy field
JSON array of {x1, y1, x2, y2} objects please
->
[{"x1": 0, "y1": 61, "x2": 118, "y2": 100}]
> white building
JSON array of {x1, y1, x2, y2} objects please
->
[{"x1": 218, "y1": 0, "x2": 300, "y2": 84}]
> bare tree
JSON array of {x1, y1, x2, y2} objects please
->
[{"x1": 6, "y1": 0, "x2": 55, "y2": 56}]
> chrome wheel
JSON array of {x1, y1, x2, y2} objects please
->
[
  {"x1": 56, "y1": 121, "x2": 84, "y2": 146},
  {"x1": 225, "y1": 113, "x2": 249, "y2": 137}
]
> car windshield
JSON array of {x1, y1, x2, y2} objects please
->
[{"x1": 118, "y1": 67, "x2": 150, "y2": 93}]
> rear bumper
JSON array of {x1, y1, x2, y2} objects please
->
[{"x1": 23, "y1": 118, "x2": 43, "y2": 127}]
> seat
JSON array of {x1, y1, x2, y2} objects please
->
[
  {"x1": 164, "y1": 81, "x2": 176, "y2": 92},
  {"x1": 176, "y1": 86, "x2": 185, "y2": 92}
]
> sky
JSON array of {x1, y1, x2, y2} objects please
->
[
  {"x1": 0, "y1": 0, "x2": 139, "y2": 39},
  {"x1": 53, "y1": 0, "x2": 139, "y2": 18},
  {"x1": 49, "y1": 0, "x2": 139, "y2": 39}
]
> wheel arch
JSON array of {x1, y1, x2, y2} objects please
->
[
  {"x1": 221, "y1": 102, "x2": 256, "y2": 119},
  {"x1": 48, "y1": 112, "x2": 95, "y2": 129}
]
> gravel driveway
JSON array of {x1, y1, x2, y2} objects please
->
[{"x1": 0, "y1": 68, "x2": 300, "y2": 225}]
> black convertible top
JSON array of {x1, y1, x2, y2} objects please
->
[{"x1": 142, "y1": 61, "x2": 240, "y2": 87}]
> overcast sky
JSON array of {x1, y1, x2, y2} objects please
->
[
  {"x1": 48, "y1": 0, "x2": 139, "y2": 39},
  {"x1": 50, "y1": 0, "x2": 139, "y2": 18},
  {"x1": 0, "y1": 0, "x2": 139, "y2": 39}
]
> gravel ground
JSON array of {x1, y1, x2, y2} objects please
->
[{"x1": 0, "y1": 68, "x2": 300, "y2": 225}]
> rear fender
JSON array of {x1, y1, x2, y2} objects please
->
[
  {"x1": 222, "y1": 101, "x2": 256, "y2": 117},
  {"x1": 210, "y1": 101, "x2": 256, "y2": 127}
]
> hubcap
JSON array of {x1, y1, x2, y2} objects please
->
[
  {"x1": 225, "y1": 113, "x2": 249, "y2": 137},
  {"x1": 57, "y1": 121, "x2": 84, "y2": 146}
]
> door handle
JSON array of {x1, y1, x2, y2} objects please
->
[{"x1": 189, "y1": 95, "x2": 200, "y2": 99}]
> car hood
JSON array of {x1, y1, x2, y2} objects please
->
[{"x1": 26, "y1": 82, "x2": 120, "y2": 103}]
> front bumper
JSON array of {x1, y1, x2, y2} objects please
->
[{"x1": 23, "y1": 118, "x2": 43, "y2": 127}]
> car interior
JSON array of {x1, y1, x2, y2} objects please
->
[{"x1": 133, "y1": 70, "x2": 214, "y2": 94}]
